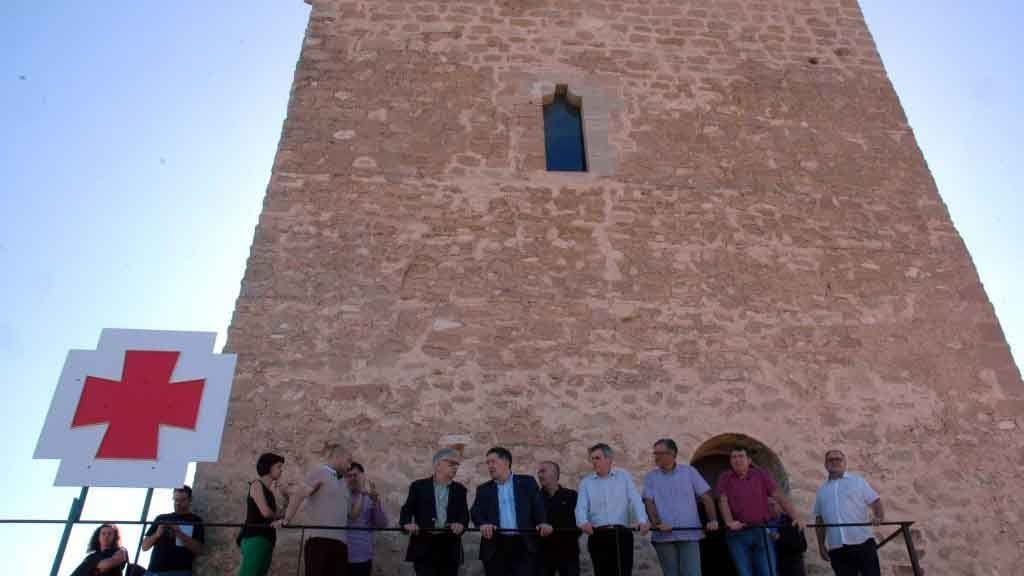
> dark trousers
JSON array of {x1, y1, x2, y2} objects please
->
[
  {"x1": 483, "y1": 535, "x2": 534, "y2": 576},
  {"x1": 413, "y1": 559, "x2": 460, "y2": 576},
  {"x1": 828, "y1": 539, "x2": 880, "y2": 576},
  {"x1": 542, "y1": 555, "x2": 581, "y2": 576},
  {"x1": 587, "y1": 527, "x2": 633, "y2": 576},
  {"x1": 305, "y1": 537, "x2": 349, "y2": 576},
  {"x1": 348, "y1": 560, "x2": 372, "y2": 576},
  {"x1": 412, "y1": 534, "x2": 461, "y2": 576}
]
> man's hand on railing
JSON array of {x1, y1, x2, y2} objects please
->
[
  {"x1": 655, "y1": 522, "x2": 673, "y2": 532},
  {"x1": 705, "y1": 520, "x2": 719, "y2": 532},
  {"x1": 270, "y1": 519, "x2": 283, "y2": 529},
  {"x1": 636, "y1": 522, "x2": 650, "y2": 535},
  {"x1": 726, "y1": 520, "x2": 745, "y2": 531},
  {"x1": 479, "y1": 524, "x2": 496, "y2": 539},
  {"x1": 579, "y1": 522, "x2": 594, "y2": 535},
  {"x1": 402, "y1": 522, "x2": 419, "y2": 535},
  {"x1": 536, "y1": 523, "x2": 553, "y2": 537},
  {"x1": 448, "y1": 522, "x2": 465, "y2": 535}
]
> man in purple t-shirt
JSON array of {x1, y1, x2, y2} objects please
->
[
  {"x1": 345, "y1": 462, "x2": 389, "y2": 576},
  {"x1": 643, "y1": 438, "x2": 719, "y2": 576},
  {"x1": 716, "y1": 447, "x2": 801, "y2": 576}
]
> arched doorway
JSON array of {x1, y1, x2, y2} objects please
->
[{"x1": 690, "y1": 433, "x2": 790, "y2": 576}]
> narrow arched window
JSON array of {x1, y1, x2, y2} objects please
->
[{"x1": 543, "y1": 85, "x2": 587, "y2": 172}]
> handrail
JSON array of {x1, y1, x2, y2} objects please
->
[
  {"x1": 0, "y1": 518, "x2": 913, "y2": 532},
  {"x1": 6, "y1": 518, "x2": 922, "y2": 576}
]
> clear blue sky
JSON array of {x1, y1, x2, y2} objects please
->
[{"x1": 1, "y1": 1, "x2": 1020, "y2": 572}]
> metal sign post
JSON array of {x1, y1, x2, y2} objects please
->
[
  {"x1": 133, "y1": 487, "x2": 155, "y2": 565},
  {"x1": 50, "y1": 486, "x2": 88, "y2": 576}
]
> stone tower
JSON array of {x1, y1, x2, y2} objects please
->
[{"x1": 194, "y1": 1, "x2": 1024, "y2": 574}]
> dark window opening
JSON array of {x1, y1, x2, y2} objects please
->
[{"x1": 543, "y1": 85, "x2": 587, "y2": 172}]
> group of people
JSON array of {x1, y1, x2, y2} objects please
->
[
  {"x1": 71, "y1": 486, "x2": 205, "y2": 576},
  {"x1": 72, "y1": 441, "x2": 886, "y2": 576}
]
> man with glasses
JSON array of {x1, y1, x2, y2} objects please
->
[
  {"x1": 141, "y1": 485, "x2": 204, "y2": 576},
  {"x1": 643, "y1": 439, "x2": 718, "y2": 576},
  {"x1": 400, "y1": 447, "x2": 470, "y2": 576},
  {"x1": 813, "y1": 450, "x2": 884, "y2": 576}
]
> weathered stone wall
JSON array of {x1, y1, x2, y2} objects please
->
[{"x1": 194, "y1": 1, "x2": 1024, "y2": 574}]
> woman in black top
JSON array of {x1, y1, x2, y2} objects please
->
[
  {"x1": 70, "y1": 523, "x2": 128, "y2": 576},
  {"x1": 237, "y1": 452, "x2": 286, "y2": 576}
]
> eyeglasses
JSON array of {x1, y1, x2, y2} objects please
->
[{"x1": 442, "y1": 459, "x2": 461, "y2": 467}]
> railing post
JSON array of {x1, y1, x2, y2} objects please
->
[
  {"x1": 133, "y1": 487, "x2": 154, "y2": 565},
  {"x1": 50, "y1": 486, "x2": 88, "y2": 576},
  {"x1": 296, "y1": 527, "x2": 305, "y2": 576},
  {"x1": 761, "y1": 526, "x2": 776, "y2": 576},
  {"x1": 900, "y1": 522, "x2": 923, "y2": 576},
  {"x1": 614, "y1": 527, "x2": 621, "y2": 576}
]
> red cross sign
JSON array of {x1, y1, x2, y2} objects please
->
[
  {"x1": 72, "y1": 350, "x2": 205, "y2": 459},
  {"x1": 35, "y1": 330, "x2": 236, "y2": 488}
]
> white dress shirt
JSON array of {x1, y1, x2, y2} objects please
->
[
  {"x1": 575, "y1": 467, "x2": 648, "y2": 527},
  {"x1": 813, "y1": 472, "x2": 880, "y2": 549}
]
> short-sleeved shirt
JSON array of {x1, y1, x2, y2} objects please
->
[
  {"x1": 813, "y1": 473, "x2": 880, "y2": 549},
  {"x1": 304, "y1": 465, "x2": 351, "y2": 543},
  {"x1": 715, "y1": 466, "x2": 777, "y2": 525},
  {"x1": 145, "y1": 512, "x2": 205, "y2": 571},
  {"x1": 643, "y1": 464, "x2": 711, "y2": 542}
]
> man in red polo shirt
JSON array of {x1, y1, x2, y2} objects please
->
[{"x1": 717, "y1": 447, "x2": 801, "y2": 576}]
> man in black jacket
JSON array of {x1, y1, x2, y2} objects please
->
[
  {"x1": 471, "y1": 447, "x2": 553, "y2": 576},
  {"x1": 537, "y1": 461, "x2": 580, "y2": 576},
  {"x1": 400, "y1": 447, "x2": 470, "y2": 576}
]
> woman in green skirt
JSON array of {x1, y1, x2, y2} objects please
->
[{"x1": 238, "y1": 452, "x2": 286, "y2": 576}]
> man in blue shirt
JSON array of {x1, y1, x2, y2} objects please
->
[
  {"x1": 643, "y1": 438, "x2": 718, "y2": 576},
  {"x1": 471, "y1": 446, "x2": 552, "y2": 576},
  {"x1": 575, "y1": 443, "x2": 650, "y2": 576}
]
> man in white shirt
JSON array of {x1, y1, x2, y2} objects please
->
[
  {"x1": 813, "y1": 450, "x2": 884, "y2": 576},
  {"x1": 574, "y1": 443, "x2": 649, "y2": 576}
]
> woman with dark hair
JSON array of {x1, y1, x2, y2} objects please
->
[
  {"x1": 237, "y1": 452, "x2": 286, "y2": 576},
  {"x1": 70, "y1": 523, "x2": 128, "y2": 576}
]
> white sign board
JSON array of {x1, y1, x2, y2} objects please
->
[{"x1": 34, "y1": 329, "x2": 237, "y2": 487}]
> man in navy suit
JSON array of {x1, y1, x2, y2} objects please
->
[
  {"x1": 471, "y1": 446, "x2": 554, "y2": 576},
  {"x1": 400, "y1": 448, "x2": 470, "y2": 576}
]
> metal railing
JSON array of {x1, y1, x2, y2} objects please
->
[{"x1": 1, "y1": 517, "x2": 921, "y2": 576}]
